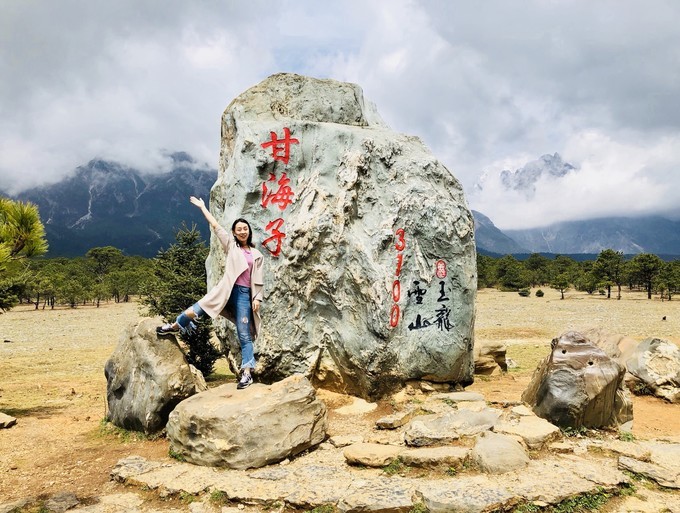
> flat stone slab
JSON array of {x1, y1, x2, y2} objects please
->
[
  {"x1": 344, "y1": 443, "x2": 401, "y2": 467},
  {"x1": 430, "y1": 391, "x2": 485, "y2": 403},
  {"x1": 375, "y1": 409, "x2": 417, "y2": 429},
  {"x1": 616, "y1": 440, "x2": 680, "y2": 489},
  {"x1": 494, "y1": 415, "x2": 561, "y2": 449},
  {"x1": 111, "y1": 448, "x2": 637, "y2": 512},
  {"x1": 399, "y1": 446, "x2": 469, "y2": 468}
]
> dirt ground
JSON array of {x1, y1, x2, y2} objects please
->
[{"x1": 1, "y1": 287, "x2": 679, "y2": 502}]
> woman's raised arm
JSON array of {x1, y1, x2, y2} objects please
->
[{"x1": 190, "y1": 196, "x2": 220, "y2": 231}]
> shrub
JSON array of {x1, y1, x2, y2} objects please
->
[
  {"x1": 141, "y1": 225, "x2": 221, "y2": 376},
  {"x1": 518, "y1": 288, "x2": 531, "y2": 297},
  {"x1": 535, "y1": 289, "x2": 544, "y2": 297}
]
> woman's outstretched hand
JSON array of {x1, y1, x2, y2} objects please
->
[{"x1": 190, "y1": 196, "x2": 205, "y2": 209}]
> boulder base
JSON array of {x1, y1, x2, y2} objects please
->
[
  {"x1": 104, "y1": 318, "x2": 206, "y2": 433},
  {"x1": 166, "y1": 374, "x2": 327, "y2": 469}
]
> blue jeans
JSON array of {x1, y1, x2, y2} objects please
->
[{"x1": 227, "y1": 285, "x2": 256, "y2": 370}]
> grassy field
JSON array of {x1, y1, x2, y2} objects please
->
[{"x1": 0, "y1": 287, "x2": 679, "y2": 501}]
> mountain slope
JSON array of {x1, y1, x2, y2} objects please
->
[
  {"x1": 11, "y1": 155, "x2": 217, "y2": 257},
  {"x1": 472, "y1": 210, "x2": 527, "y2": 254},
  {"x1": 505, "y1": 216, "x2": 680, "y2": 255}
]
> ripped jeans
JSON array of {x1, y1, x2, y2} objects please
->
[{"x1": 226, "y1": 285, "x2": 256, "y2": 370}]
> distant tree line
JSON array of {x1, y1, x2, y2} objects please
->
[
  {"x1": 478, "y1": 250, "x2": 680, "y2": 300},
  {"x1": 0, "y1": 208, "x2": 220, "y2": 374},
  {"x1": 2, "y1": 246, "x2": 152, "y2": 310}
]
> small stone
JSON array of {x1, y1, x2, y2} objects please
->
[
  {"x1": 0, "y1": 412, "x2": 17, "y2": 429},
  {"x1": 329, "y1": 434, "x2": 363, "y2": 448},
  {"x1": 376, "y1": 409, "x2": 416, "y2": 429},
  {"x1": 549, "y1": 442, "x2": 575, "y2": 453},
  {"x1": 44, "y1": 492, "x2": 79, "y2": 513},
  {"x1": 343, "y1": 443, "x2": 401, "y2": 467},
  {"x1": 431, "y1": 391, "x2": 485, "y2": 403},
  {"x1": 511, "y1": 405, "x2": 535, "y2": 417},
  {"x1": 399, "y1": 446, "x2": 469, "y2": 468},
  {"x1": 472, "y1": 431, "x2": 530, "y2": 474},
  {"x1": 334, "y1": 397, "x2": 378, "y2": 415}
]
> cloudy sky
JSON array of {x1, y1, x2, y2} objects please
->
[{"x1": 2, "y1": 0, "x2": 679, "y2": 229}]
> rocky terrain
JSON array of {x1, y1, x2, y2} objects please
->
[{"x1": 1, "y1": 288, "x2": 679, "y2": 512}]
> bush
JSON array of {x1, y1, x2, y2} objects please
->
[
  {"x1": 535, "y1": 289, "x2": 544, "y2": 297},
  {"x1": 518, "y1": 288, "x2": 531, "y2": 297},
  {"x1": 141, "y1": 225, "x2": 221, "y2": 376}
]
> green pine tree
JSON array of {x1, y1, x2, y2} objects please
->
[{"x1": 141, "y1": 225, "x2": 221, "y2": 376}]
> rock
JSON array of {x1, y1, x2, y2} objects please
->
[
  {"x1": 474, "y1": 340, "x2": 507, "y2": 375},
  {"x1": 166, "y1": 374, "x2": 327, "y2": 469},
  {"x1": 625, "y1": 337, "x2": 680, "y2": 403},
  {"x1": 112, "y1": 449, "x2": 633, "y2": 513},
  {"x1": 0, "y1": 412, "x2": 17, "y2": 429},
  {"x1": 521, "y1": 331, "x2": 633, "y2": 429},
  {"x1": 617, "y1": 441, "x2": 680, "y2": 489},
  {"x1": 471, "y1": 431, "x2": 530, "y2": 474},
  {"x1": 399, "y1": 446, "x2": 469, "y2": 468},
  {"x1": 430, "y1": 391, "x2": 485, "y2": 403},
  {"x1": 549, "y1": 441, "x2": 576, "y2": 453},
  {"x1": 416, "y1": 476, "x2": 516, "y2": 513},
  {"x1": 44, "y1": 492, "x2": 79, "y2": 513},
  {"x1": 338, "y1": 478, "x2": 416, "y2": 513},
  {"x1": 0, "y1": 498, "x2": 32, "y2": 513},
  {"x1": 104, "y1": 318, "x2": 206, "y2": 433},
  {"x1": 403, "y1": 408, "x2": 500, "y2": 446},
  {"x1": 333, "y1": 397, "x2": 377, "y2": 415},
  {"x1": 619, "y1": 456, "x2": 680, "y2": 489},
  {"x1": 510, "y1": 405, "x2": 534, "y2": 416},
  {"x1": 329, "y1": 434, "x2": 364, "y2": 448},
  {"x1": 494, "y1": 415, "x2": 561, "y2": 450},
  {"x1": 343, "y1": 443, "x2": 401, "y2": 467},
  {"x1": 582, "y1": 327, "x2": 639, "y2": 366},
  {"x1": 110, "y1": 455, "x2": 164, "y2": 482},
  {"x1": 584, "y1": 439, "x2": 651, "y2": 461},
  {"x1": 375, "y1": 409, "x2": 417, "y2": 429},
  {"x1": 209, "y1": 73, "x2": 476, "y2": 400}
]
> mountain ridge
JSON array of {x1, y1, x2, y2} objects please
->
[
  {"x1": 6, "y1": 155, "x2": 217, "y2": 257},
  {"x1": 4, "y1": 155, "x2": 680, "y2": 258}
]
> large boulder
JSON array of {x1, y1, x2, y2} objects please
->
[
  {"x1": 104, "y1": 318, "x2": 207, "y2": 433},
  {"x1": 208, "y1": 73, "x2": 477, "y2": 399},
  {"x1": 521, "y1": 331, "x2": 633, "y2": 429},
  {"x1": 625, "y1": 337, "x2": 680, "y2": 403},
  {"x1": 166, "y1": 374, "x2": 327, "y2": 469}
]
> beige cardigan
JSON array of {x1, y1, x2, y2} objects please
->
[{"x1": 198, "y1": 226, "x2": 264, "y2": 340}]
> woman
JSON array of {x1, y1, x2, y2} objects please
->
[{"x1": 157, "y1": 196, "x2": 264, "y2": 389}]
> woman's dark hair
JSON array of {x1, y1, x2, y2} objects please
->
[{"x1": 231, "y1": 218, "x2": 254, "y2": 247}]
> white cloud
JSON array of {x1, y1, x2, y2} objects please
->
[
  {"x1": 473, "y1": 130, "x2": 680, "y2": 229},
  {"x1": 1, "y1": 0, "x2": 679, "y2": 230}
]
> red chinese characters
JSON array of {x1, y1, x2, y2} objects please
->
[
  {"x1": 262, "y1": 218, "x2": 286, "y2": 257},
  {"x1": 260, "y1": 127, "x2": 299, "y2": 165},
  {"x1": 260, "y1": 128, "x2": 298, "y2": 257},
  {"x1": 390, "y1": 228, "x2": 406, "y2": 328},
  {"x1": 261, "y1": 172, "x2": 295, "y2": 211}
]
